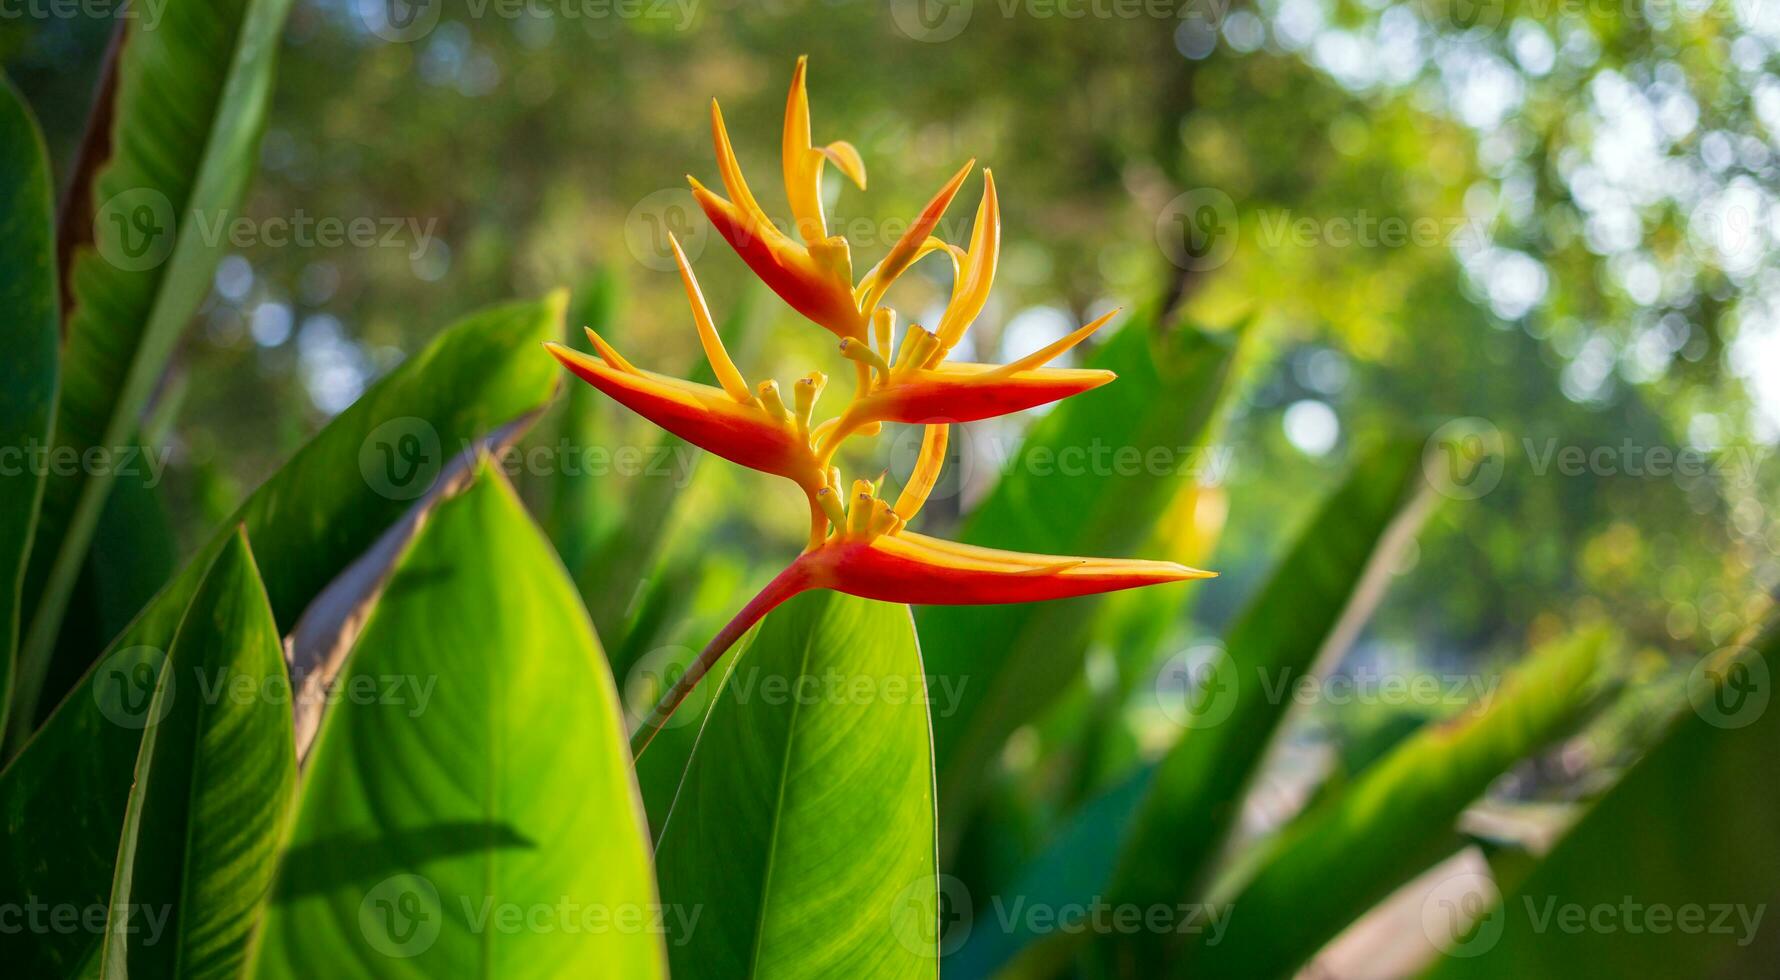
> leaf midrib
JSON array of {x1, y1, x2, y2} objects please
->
[{"x1": 746, "y1": 614, "x2": 821, "y2": 977}]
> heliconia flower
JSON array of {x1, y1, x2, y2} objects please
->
[
  {"x1": 816, "y1": 307, "x2": 1121, "y2": 460},
  {"x1": 545, "y1": 57, "x2": 1215, "y2": 754},
  {"x1": 690, "y1": 55, "x2": 974, "y2": 342},
  {"x1": 543, "y1": 235, "x2": 830, "y2": 495},
  {"x1": 630, "y1": 460, "x2": 1210, "y2": 749}
]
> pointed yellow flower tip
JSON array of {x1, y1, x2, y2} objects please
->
[
  {"x1": 856, "y1": 158, "x2": 976, "y2": 317},
  {"x1": 694, "y1": 71, "x2": 868, "y2": 342},
  {"x1": 935, "y1": 169, "x2": 999, "y2": 350},
  {"x1": 544, "y1": 337, "x2": 826, "y2": 493},
  {"x1": 847, "y1": 308, "x2": 1121, "y2": 426},
  {"x1": 796, "y1": 527, "x2": 1212, "y2": 605}
]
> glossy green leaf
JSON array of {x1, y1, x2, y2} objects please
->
[
  {"x1": 253, "y1": 469, "x2": 664, "y2": 978},
  {"x1": 0, "y1": 296, "x2": 562, "y2": 974},
  {"x1": 0, "y1": 77, "x2": 59, "y2": 738},
  {"x1": 944, "y1": 765, "x2": 1158, "y2": 980},
  {"x1": 942, "y1": 438, "x2": 1429, "y2": 978},
  {"x1": 920, "y1": 311, "x2": 1241, "y2": 848},
  {"x1": 98, "y1": 529, "x2": 294, "y2": 979},
  {"x1": 1424, "y1": 623, "x2": 1780, "y2": 979},
  {"x1": 1098, "y1": 435, "x2": 1430, "y2": 951},
  {"x1": 1181, "y1": 628, "x2": 1605, "y2": 978},
  {"x1": 655, "y1": 590, "x2": 939, "y2": 978},
  {"x1": 16, "y1": 0, "x2": 297, "y2": 735}
]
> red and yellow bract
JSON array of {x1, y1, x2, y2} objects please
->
[{"x1": 545, "y1": 57, "x2": 1213, "y2": 752}]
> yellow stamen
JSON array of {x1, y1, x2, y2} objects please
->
[
  {"x1": 895, "y1": 326, "x2": 939, "y2": 374},
  {"x1": 993, "y1": 308, "x2": 1121, "y2": 376},
  {"x1": 815, "y1": 485, "x2": 847, "y2": 528},
  {"x1": 873, "y1": 307, "x2": 896, "y2": 362},
  {"x1": 583, "y1": 327, "x2": 639, "y2": 374},
  {"x1": 867, "y1": 497, "x2": 898, "y2": 538},
  {"x1": 793, "y1": 371, "x2": 825, "y2": 437},
  {"x1": 669, "y1": 233, "x2": 753, "y2": 403},
  {"x1": 846, "y1": 480, "x2": 875, "y2": 538},
  {"x1": 893, "y1": 423, "x2": 949, "y2": 521},
  {"x1": 757, "y1": 380, "x2": 789, "y2": 421},
  {"x1": 839, "y1": 337, "x2": 891, "y2": 378}
]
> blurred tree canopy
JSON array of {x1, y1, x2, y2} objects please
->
[{"x1": 5, "y1": 0, "x2": 1775, "y2": 797}]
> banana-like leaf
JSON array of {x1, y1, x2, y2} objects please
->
[
  {"x1": 17, "y1": 0, "x2": 295, "y2": 733},
  {"x1": 0, "y1": 78, "x2": 59, "y2": 737},
  {"x1": 0, "y1": 296, "x2": 563, "y2": 975},
  {"x1": 1179, "y1": 628, "x2": 1606, "y2": 978},
  {"x1": 947, "y1": 436, "x2": 1430, "y2": 978},
  {"x1": 1424, "y1": 623, "x2": 1780, "y2": 978},
  {"x1": 655, "y1": 590, "x2": 939, "y2": 977},
  {"x1": 253, "y1": 468, "x2": 664, "y2": 977},
  {"x1": 921, "y1": 312, "x2": 1240, "y2": 851},
  {"x1": 1098, "y1": 435, "x2": 1429, "y2": 945},
  {"x1": 98, "y1": 529, "x2": 294, "y2": 979},
  {"x1": 944, "y1": 765, "x2": 1158, "y2": 980}
]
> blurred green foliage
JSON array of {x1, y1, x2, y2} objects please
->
[{"x1": 5, "y1": 3, "x2": 1777, "y2": 963}]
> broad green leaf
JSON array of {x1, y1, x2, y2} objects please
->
[
  {"x1": 0, "y1": 77, "x2": 59, "y2": 737},
  {"x1": 1424, "y1": 624, "x2": 1780, "y2": 979},
  {"x1": 655, "y1": 590, "x2": 939, "y2": 978},
  {"x1": 253, "y1": 469, "x2": 664, "y2": 978},
  {"x1": 944, "y1": 765, "x2": 1158, "y2": 980},
  {"x1": 0, "y1": 296, "x2": 563, "y2": 975},
  {"x1": 1179, "y1": 629, "x2": 1605, "y2": 978},
  {"x1": 1092, "y1": 433, "x2": 1431, "y2": 970},
  {"x1": 17, "y1": 0, "x2": 296, "y2": 735},
  {"x1": 98, "y1": 529, "x2": 294, "y2": 979},
  {"x1": 942, "y1": 436, "x2": 1431, "y2": 978},
  {"x1": 920, "y1": 311, "x2": 1241, "y2": 848}
]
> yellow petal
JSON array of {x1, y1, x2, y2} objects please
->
[{"x1": 669, "y1": 233, "x2": 753, "y2": 403}]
